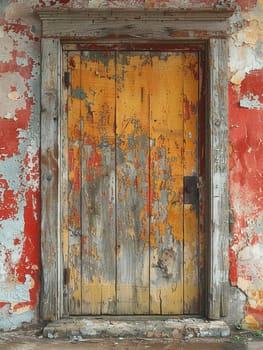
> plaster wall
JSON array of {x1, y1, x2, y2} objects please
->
[{"x1": 0, "y1": 0, "x2": 262, "y2": 330}]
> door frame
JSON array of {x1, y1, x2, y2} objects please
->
[{"x1": 38, "y1": 7, "x2": 233, "y2": 321}]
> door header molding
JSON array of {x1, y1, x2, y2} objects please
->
[{"x1": 37, "y1": 7, "x2": 234, "y2": 40}]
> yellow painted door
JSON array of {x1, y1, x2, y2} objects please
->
[{"x1": 64, "y1": 50, "x2": 204, "y2": 315}]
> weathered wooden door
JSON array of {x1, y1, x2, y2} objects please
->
[{"x1": 63, "y1": 50, "x2": 204, "y2": 316}]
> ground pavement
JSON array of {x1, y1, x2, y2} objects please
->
[{"x1": 1, "y1": 327, "x2": 263, "y2": 350}]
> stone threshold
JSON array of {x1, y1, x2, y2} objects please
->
[{"x1": 43, "y1": 317, "x2": 230, "y2": 340}]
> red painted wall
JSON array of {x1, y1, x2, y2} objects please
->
[{"x1": 229, "y1": 68, "x2": 263, "y2": 328}]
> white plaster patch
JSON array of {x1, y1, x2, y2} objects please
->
[
  {"x1": 234, "y1": 19, "x2": 263, "y2": 49},
  {"x1": 0, "y1": 31, "x2": 13, "y2": 63},
  {"x1": 0, "y1": 274, "x2": 31, "y2": 303},
  {"x1": 0, "y1": 210, "x2": 24, "y2": 254},
  {"x1": 229, "y1": 3, "x2": 263, "y2": 85},
  {"x1": 8, "y1": 90, "x2": 21, "y2": 101},
  {"x1": 243, "y1": 211, "x2": 263, "y2": 236},
  {"x1": 240, "y1": 94, "x2": 263, "y2": 109},
  {"x1": 237, "y1": 243, "x2": 263, "y2": 308},
  {"x1": 230, "y1": 181, "x2": 259, "y2": 216},
  {"x1": 229, "y1": 186, "x2": 263, "y2": 257},
  {"x1": 239, "y1": 244, "x2": 263, "y2": 261},
  {"x1": 0, "y1": 26, "x2": 4, "y2": 39},
  {"x1": 238, "y1": 278, "x2": 263, "y2": 309},
  {"x1": 0, "y1": 188, "x2": 4, "y2": 202},
  {"x1": 0, "y1": 72, "x2": 27, "y2": 120},
  {"x1": 16, "y1": 56, "x2": 28, "y2": 67},
  {"x1": 0, "y1": 156, "x2": 25, "y2": 191},
  {"x1": 229, "y1": 43, "x2": 263, "y2": 85},
  {"x1": 0, "y1": 53, "x2": 13, "y2": 63},
  {"x1": 0, "y1": 304, "x2": 34, "y2": 331},
  {"x1": 22, "y1": 141, "x2": 39, "y2": 193},
  {"x1": 10, "y1": 304, "x2": 31, "y2": 315},
  {"x1": 5, "y1": 1, "x2": 40, "y2": 29}
]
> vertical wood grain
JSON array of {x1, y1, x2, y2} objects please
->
[
  {"x1": 80, "y1": 51, "x2": 116, "y2": 315},
  {"x1": 61, "y1": 51, "x2": 70, "y2": 316},
  {"x1": 149, "y1": 53, "x2": 184, "y2": 314},
  {"x1": 116, "y1": 52, "x2": 150, "y2": 314},
  {"x1": 40, "y1": 38, "x2": 60, "y2": 320},
  {"x1": 183, "y1": 52, "x2": 200, "y2": 314},
  {"x1": 208, "y1": 38, "x2": 229, "y2": 319},
  {"x1": 67, "y1": 52, "x2": 82, "y2": 314}
]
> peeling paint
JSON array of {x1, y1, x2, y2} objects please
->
[
  {"x1": 229, "y1": 1, "x2": 263, "y2": 85},
  {"x1": 0, "y1": 275, "x2": 31, "y2": 303},
  {"x1": 0, "y1": 0, "x2": 40, "y2": 329},
  {"x1": 229, "y1": 31, "x2": 263, "y2": 325},
  {"x1": 72, "y1": 87, "x2": 87, "y2": 100},
  {"x1": 240, "y1": 94, "x2": 263, "y2": 109},
  {"x1": 235, "y1": 243, "x2": 263, "y2": 328},
  {"x1": 0, "y1": 304, "x2": 34, "y2": 331},
  {"x1": 0, "y1": 0, "x2": 262, "y2": 330}
]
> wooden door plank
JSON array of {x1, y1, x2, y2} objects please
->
[
  {"x1": 62, "y1": 51, "x2": 70, "y2": 316},
  {"x1": 67, "y1": 52, "x2": 82, "y2": 314},
  {"x1": 149, "y1": 53, "x2": 184, "y2": 314},
  {"x1": 80, "y1": 51, "x2": 116, "y2": 315},
  {"x1": 183, "y1": 52, "x2": 200, "y2": 314},
  {"x1": 116, "y1": 52, "x2": 150, "y2": 314}
]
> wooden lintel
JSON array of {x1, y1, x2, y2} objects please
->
[{"x1": 37, "y1": 8, "x2": 234, "y2": 40}]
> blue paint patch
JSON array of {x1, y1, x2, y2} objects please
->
[
  {"x1": 83, "y1": 51, "x2": 115, "y2": 68},
  {"x1": 16, "y1": 56, "x2": 28, "y2": 67},
  {"x1": 72, "y1": 87, "x2": 87, "y2": 100},
  {"x1": 85, "y1": 101, "x2": 93, "y2": 107}
]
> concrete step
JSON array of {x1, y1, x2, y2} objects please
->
[{"x1": 43, "y1": 318, "x2": 230, "y2": 340}]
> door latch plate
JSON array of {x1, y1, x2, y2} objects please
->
[{"x1": 183, "y1": 176, "x2": 198, "y2": 205}]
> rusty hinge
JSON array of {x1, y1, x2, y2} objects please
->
[
  {"x1": 64, "y1": 71, "x2": 70, "y2": 88},
  {"x1": 64, "y1": 268, "x2": 70, "y2": 285}
]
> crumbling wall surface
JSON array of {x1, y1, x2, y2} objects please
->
[
  {"x1": 0, "y1": 0, "x2": 41, "y2": 330},
  {"x1": 0, "y1": 0, "x2": 262, "y2": 330},
  {"x1": 228, "y1": 0, "x2": 263, "y2": 329}
]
